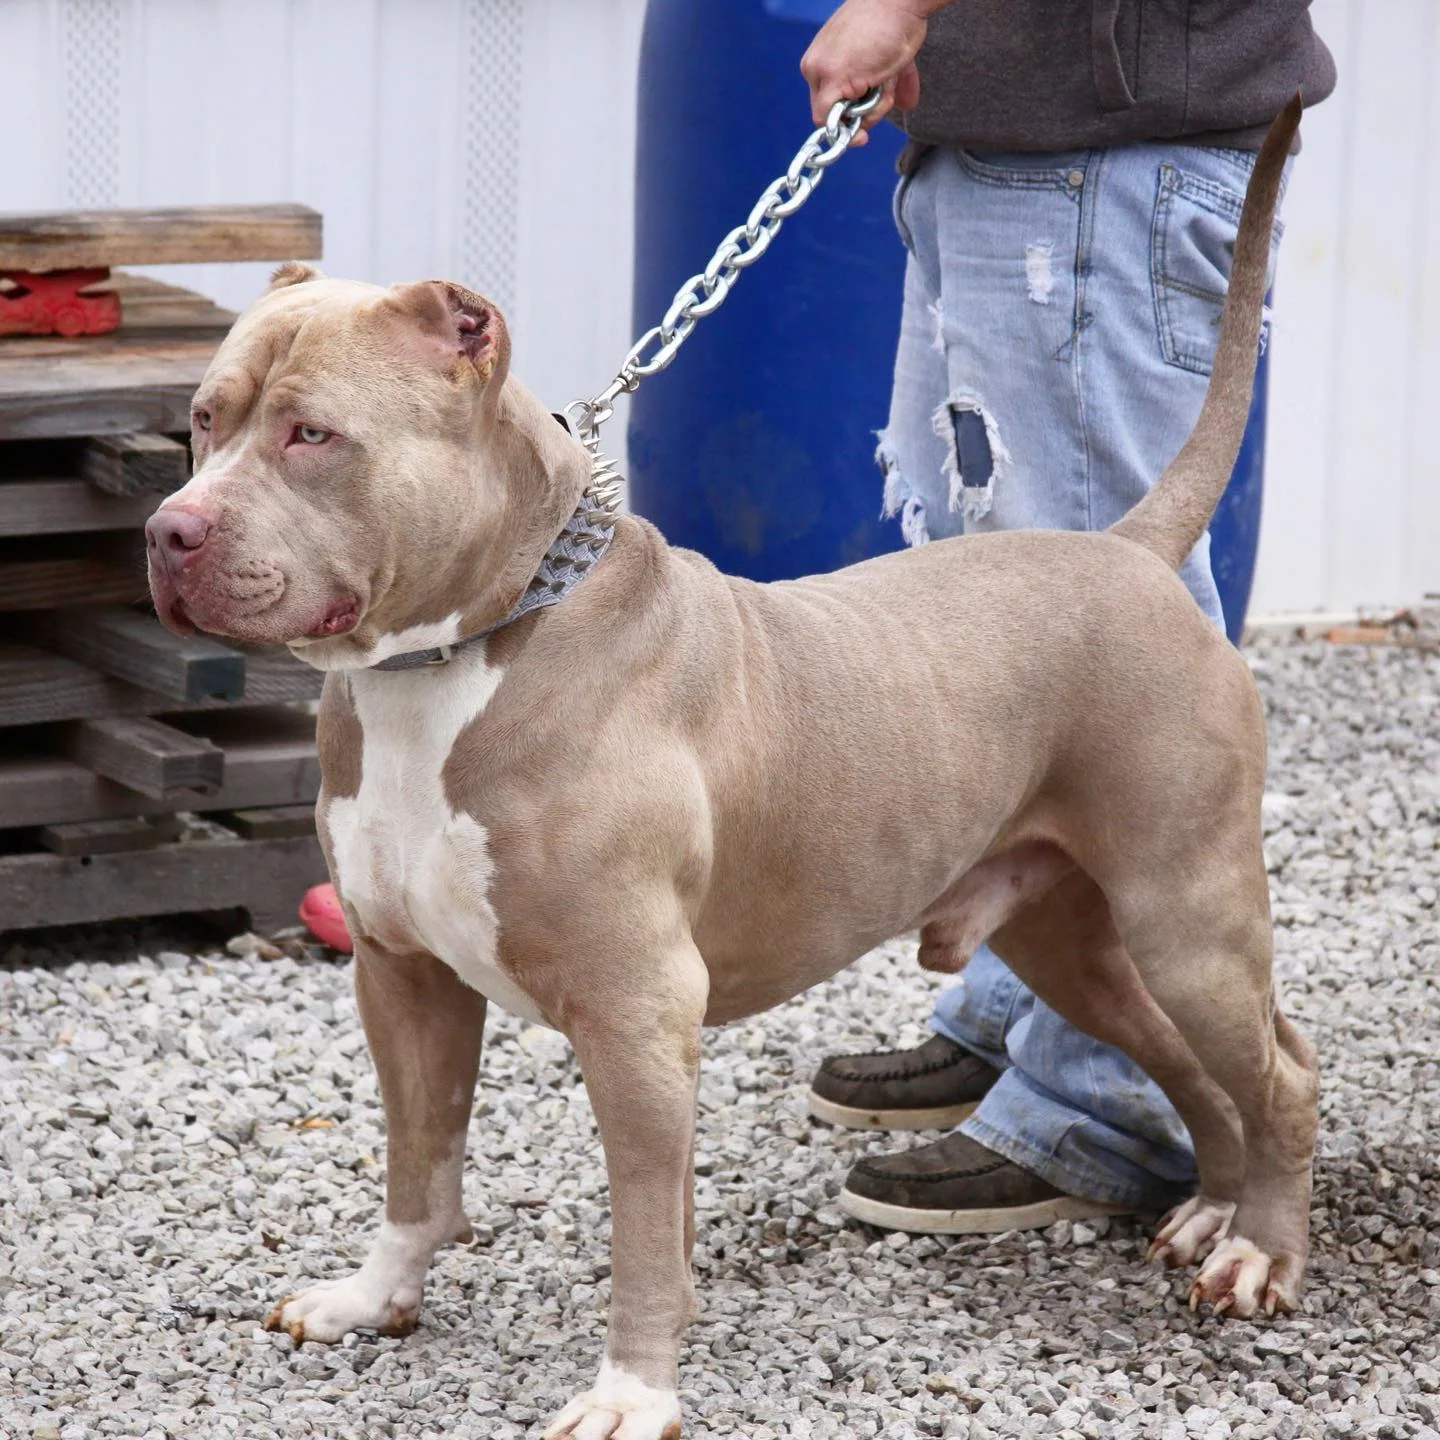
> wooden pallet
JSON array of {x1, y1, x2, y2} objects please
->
[{"x1": 0, "y1": 204, "x2": 330, "y2": 934}]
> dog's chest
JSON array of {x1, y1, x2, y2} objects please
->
[{"x1": 323, "y1": 653, "x2": 546, "y2": 1026}]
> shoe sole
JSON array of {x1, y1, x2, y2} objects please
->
[
  {"x1": 807, "y1": 1091, "x2": 980, "y2": 1132},
  {"x1": 837, "y1": 1185, "x2": 1133, "y2": 1236}
]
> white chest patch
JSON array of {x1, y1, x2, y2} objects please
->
[{"x1": 325, "y1": 647, "x2": 549, "y2": 1027}]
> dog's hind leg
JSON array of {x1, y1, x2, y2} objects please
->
[
  {"x1": 989, "y1": 870, "x2": 1249, "y2": 1261},
  {"x1": 1112, "y1": 861, "x2": 1319, "y2": 1318},
  {"x1": 266, "y1": 943, "x2": 486, "y2": 1343}
]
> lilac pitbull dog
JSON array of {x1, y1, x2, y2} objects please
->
[{"x1": 146, "y1": 104, "x2": 1313, "y2": 1439}]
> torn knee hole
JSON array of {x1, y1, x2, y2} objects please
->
[{"x1": 932, "y1": 398, "x2": 1011, "y2": 523}]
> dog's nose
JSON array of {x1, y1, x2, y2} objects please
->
[{"x1": 146, "y1": 507, "x2": 213, "y2": 556}]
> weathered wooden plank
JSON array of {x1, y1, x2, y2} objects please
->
[
  {"x1": 215, "y1": 804, "x2": 316, "y2": 840},
  {"x1": 65, "y1": 715, "x2": 225, "y2": 799},
  {"x1": 0, "y1": 332, "x2": 216, "y2": 443},
  {"x1": 32, "y1": 607, "x2": 245, "y2": 701},
  {"x1": 39, "y1": 814, "x2": 180, "y2": 857},
  {"x1": 0, "y1": 833, "x2": 327, "y2": 934},
  {"x1": 105, "y1": 272, "x2": 236, "y2": 333},
  {"x1": 0, "y1": 642, "x2": 321, "y2": 728},
  {"x1": 0, "y1": 727, "x2": 321, "y2": 829},
  {"x1": 0, "y1": 477, "x2": 158, "y2": 537},
  {"x1": 0, "y1": 203, "x2": 322, "y2": 270},
  {"x1": 0, "y1": 556, "x2": 148, "y2": 611},
  {"x1": 80, "y1": 432, "x2": 189, "y2": 497}
]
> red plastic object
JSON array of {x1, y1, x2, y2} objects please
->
[
  {"x1": 300, "y1": 882, "x2": 354, "y2": 953},
  {"x1": 0, "y1": 267, "x2": 122, "y2": 337}
]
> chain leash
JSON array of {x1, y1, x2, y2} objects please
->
[{"x1": 564, "y1": 86, "x2": 884, "y2": 476}]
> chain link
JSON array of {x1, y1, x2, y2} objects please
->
[{"x1": 567, "y1": 87, "x2": 883, "y2": 454}]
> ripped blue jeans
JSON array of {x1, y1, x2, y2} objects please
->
[{"x1": 881, "y1": 141, "x2": 1287, "y2": 1208}]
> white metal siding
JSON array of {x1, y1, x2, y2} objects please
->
[
  {"x1": 1259, "y1": 0, "x2": 1440, "y2": 615},
  {"x1": 3, "y1": 0, "x2": 1432, "y2": 616}
]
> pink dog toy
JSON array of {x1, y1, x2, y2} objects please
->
[{"x1": 299, "y1": 883, "x2": 354, "y2": 953}]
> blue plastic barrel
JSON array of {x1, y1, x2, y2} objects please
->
[
  {"x1": 628, "y1": 0, "x2": 1266, "y2": 641},
  {"x1": 628, "y1": 0, "x2": 907, "y2": 579}
]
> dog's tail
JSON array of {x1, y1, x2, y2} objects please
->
[{"x1": 1109, "y1": 96, "x2": 1300, "y2": 570}]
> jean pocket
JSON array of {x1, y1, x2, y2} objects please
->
[{"x1": 1149, "y1": 153, "x2": 1283, "y2": 375}]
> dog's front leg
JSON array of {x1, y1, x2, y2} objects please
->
[
  {"x1": 267, "y1": 943, "x2": 486, "y2": 1343},
  {"x1": 543, "y1": 944, "x2": 707, "y2": 1440}
]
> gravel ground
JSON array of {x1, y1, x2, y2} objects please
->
[{"x1": 2, "y1": 629, "x2": 1438, "y2": 1440}]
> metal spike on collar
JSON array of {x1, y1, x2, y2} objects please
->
[{"x1": 497, "y1": 410, "x2": 624, "y2": 623}]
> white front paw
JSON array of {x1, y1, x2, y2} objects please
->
[
  {"x1": 264, "y1": 1221, "x2": 443, "y2": 1343},
  {"x1": 542, "y1": 1362, "x2": 682, "y2": 1440},
  {"x1": 265, "y1": 1269, "x2": 421, "y2": 1343}
]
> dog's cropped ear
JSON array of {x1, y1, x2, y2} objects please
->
[
  {"x1": 269, "y1": 261, "x2": 322, "y2": 290},
  {"x1": 388, "y1": 280, "x2": 506, "y2": 381}
]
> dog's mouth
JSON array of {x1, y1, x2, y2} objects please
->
[{"x1": 150, "y1": 558, "x2": 346, "y2": 647}]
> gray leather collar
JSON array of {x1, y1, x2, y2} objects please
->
[{"x1": 369, "y1": 414, "x2": 622, "y2": 672}]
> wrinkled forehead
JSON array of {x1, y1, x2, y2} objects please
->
[{"x1": 197, "y1": 278, "x2": 403, "y2": 425}]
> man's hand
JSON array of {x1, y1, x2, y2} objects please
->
[{"x1": 801, "y1": 0, "x2": 948, "y2": 145}]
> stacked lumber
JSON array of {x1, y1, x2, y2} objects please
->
[{"x1": 0, "y1": 205, "x2": 331, "y2": 936}]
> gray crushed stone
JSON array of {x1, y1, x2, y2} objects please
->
[{"x1": 1, "y1": 629, "x2": 1438, "y2": 1440}]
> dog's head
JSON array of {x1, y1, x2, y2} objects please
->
[{"x1": 146, "y1": 264, "x2": 586, "y2": 668}]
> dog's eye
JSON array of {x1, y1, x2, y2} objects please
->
[
  {"x1": 193, "y1": 408, "x2": 212, "y2": 432},
  {"x1": 293, "y1": 425, "x2": 331, "y2": 446}
]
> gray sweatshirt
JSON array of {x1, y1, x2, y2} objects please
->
[{"x1": 901, "y1": 0, "x2": 1335, "y2": 156}]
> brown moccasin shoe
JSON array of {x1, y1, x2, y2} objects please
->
[
  {"x1": 839, "y1": 1130, "x2": 1132, "y2": 1235},
  {"x1": 808, "y1": 1033, "x2": 1001, "y2": 1131}
]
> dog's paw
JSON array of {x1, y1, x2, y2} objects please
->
[
  {"x1": 541, "y1": 1363, "x2": 682, "y2": 1440},
  {"x1": 1188, "y1": 1234, "x2": 1302, "y2": 1319},
  {"x1": 1147, "y1": 1194, "x2": 1235, "y2": 1269},
  {"x1": 264, "y1": 1271, "x2": 421, "y2": 1345}
]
